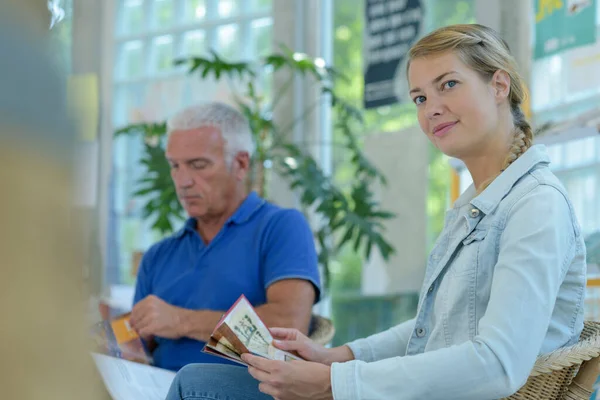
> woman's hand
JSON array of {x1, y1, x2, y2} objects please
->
[
  {"x1": 242, "y1": 353, "x2": 333, "y2": 400},
  {"x1": 269, "y1": 327, "x2": 330, "y2": 364},
  {"x1": 270, "y1": 327, "x2": 355, "y2": 366}
]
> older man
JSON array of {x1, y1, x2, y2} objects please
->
[{"x1": 130, "y1": 102, "x2": 321, "y2": 371}]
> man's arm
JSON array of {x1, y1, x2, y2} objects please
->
[
  {"x1": 132, "y1": 208, "x2": 320, "y2": 342},
  {"x1": 131, "y1": 247, "x2": 158, "y2": 349},
  {"x1": 256, "y1": 279, "x2": 316, "y2": 335},
  {"x1": 179, "y1": 278, "x2": 316, "y2": 342}
]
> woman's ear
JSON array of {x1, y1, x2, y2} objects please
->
[{"x1": 491, "y1": 69, "x2": 511, "y2": 103}]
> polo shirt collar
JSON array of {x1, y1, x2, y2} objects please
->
[
  {"x1": 173, "y1": 191, "x2": 266, "y2": 238},
  {"x1": 228, "y1": 191, "x2": 266, "y2": 224}
]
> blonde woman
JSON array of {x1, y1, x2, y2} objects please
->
[{"x1": 165, "y1": 24, "x2": 586, "y2": 400}]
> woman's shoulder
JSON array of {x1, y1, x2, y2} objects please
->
[
  {"x1": 494, "y1": 166, "x2": 579, "y2": 235},
  {"x1": 503, "y1": 165, "x2": 571, "y2": 210}
]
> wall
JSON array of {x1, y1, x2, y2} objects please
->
[{"x1": 362, "y1": 126, "x2": 429, "y2": 294}]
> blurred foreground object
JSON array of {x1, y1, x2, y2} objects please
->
[{"x1": 0, "y1": 1, "x2": 108, "y2": 399}]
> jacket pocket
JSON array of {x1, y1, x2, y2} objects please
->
[{"x1": 450, "y1": 229, "x2": 488, "y2": 276}]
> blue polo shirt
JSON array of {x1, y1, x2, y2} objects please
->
[{"x1": 133, "y1": 192, "x2": 321, "y2": 371}]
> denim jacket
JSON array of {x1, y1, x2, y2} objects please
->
[{"x1": 331, "y1": 145, "x2": 586, "y2": 399}]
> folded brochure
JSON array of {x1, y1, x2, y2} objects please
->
[{"x1": 202, "y1": 294, "x2": 302, "y2": 365}]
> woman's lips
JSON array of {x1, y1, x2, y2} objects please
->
[{"x1": 433, "y1": 121, "x2": 457, "y2": 137}]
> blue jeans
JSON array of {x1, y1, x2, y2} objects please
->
[{"x1": 165, "y1": 364, "x2": 273, "y2": 400}]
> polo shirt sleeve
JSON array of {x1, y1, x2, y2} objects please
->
[
  {"x1": 261, "y1": 209, "x2": 321, "y2": 302},
  {"x1": 133, "y1": 246, "x2": 156, "y2": 306}
]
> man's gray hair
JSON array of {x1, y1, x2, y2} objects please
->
[{"x1": 167, "y1": 102, "x2": 255, "y2": 164}]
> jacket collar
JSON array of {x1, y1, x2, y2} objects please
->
[{"x1": 454, "y1": 144, "x2": 550, "y2": 215}]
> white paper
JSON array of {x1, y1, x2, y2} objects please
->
[{"x1": 92, "y1": 353, "x2": 176, "y2": 400}]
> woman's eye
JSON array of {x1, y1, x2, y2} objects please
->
[
  {"x1": 443, "y1": 80, "x2": 458, "y2": 90},
  {"x1": 414, "y1": 96, "x2": 426, "y2": 105}
]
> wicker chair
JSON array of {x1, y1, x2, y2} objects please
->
[
  {"x1": 505, "y1": 321, "x2": 600, "y2": 400},
  {"x1": 308, "y1": 314, "x2": 336, "y2": 346}
]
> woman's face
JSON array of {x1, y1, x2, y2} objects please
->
[{"x1": 408, "y1": 51, "x2": 510, "y2": 159}]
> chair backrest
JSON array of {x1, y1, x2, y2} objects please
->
[
  {"x1": 309, "y1": 314, "x2": 336, "y2": 346},
  {"x1": 505, "y1": 321, "x2": 600, "y2": 400}
]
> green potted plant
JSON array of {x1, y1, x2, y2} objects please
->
[{"x1": 116, "y1": 46, "x2": 395, "y2": 288}]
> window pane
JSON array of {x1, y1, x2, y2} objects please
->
[
  {"x1": 153, "y1": 0, "x2": 174, "y2": 29},
  {"x1": 182, "y1": 30, "x2": 207, "y2": 57},
  {"x1": 119, "y1": 40, "x2": 145, "y2": 79},
  {"x1": 216, "y1": 24, "x2": 240, "y2": 60},
  {"x1": 120, "y1": 0, "x2": 145, "y2": 35},
  {"x1": 150, "y1": 35, "x2": 175, "y2": 74},
  {"x1": 183, "y1": 0, "x2": 206, "y2": 22},
  {"x1": 532, "y1": 2, "x2": 600, "y2": 117},
  {"x1": 218, "y1": 0, "x2": 241, "y2": 18},
  {"x1": 251, "y1": 18, "x2": 272, "y2": 59},
  {"x1": 112, "y1": 85, "x2": 145, "y2": 126},
  {"x1": 532, "y1": 55, "x2": 564, "y2": 111},
  {"x1": 562, "y1": 171, "x2": 599, "y2": 235},
  {"x1": 250, "y1": 0, "x2": 272, "y2": 12},
  {"x1": 547, "y1": 143, "x2": 564, "y2": 170},
  {"x1": 428, "y1": 0, "x2": 475, "y2": 26},
  {"x1": 564, "y1": 137, "x2": 596, "y2": 168}
]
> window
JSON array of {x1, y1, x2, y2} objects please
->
[
  {"x1": 529, "y1": 1, "x2": 600, "y2": 279},
  {"x1": 531, "y1": 2, "x2": 600, "y2": 122},
  {"x1": 547, "y1": 136, "x2": 600, "y2": 238},
  {"x1": 109, "y1": 0, "x2": 273, "y2": 285}
]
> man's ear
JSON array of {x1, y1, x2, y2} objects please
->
[
  {"x1": 232, "y1": 151, "x2": 251, "y2": 181},
  {"x1": 491, "y1": 69, "x2": 511, "y2": 103}
]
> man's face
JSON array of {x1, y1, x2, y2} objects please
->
[{"x1": 165, "y1": 126, "x2": 243, "y2": 219}]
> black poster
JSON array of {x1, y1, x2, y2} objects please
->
[{"x1": 364, "y1": 0, "x2": 423, "y2": 109}]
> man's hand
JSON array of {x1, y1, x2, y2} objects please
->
[
  {"x1": 130, "y1": 295, "x2": 185, "y2": 339},
  {"x1": 242, "y1": 354, "x2": 333, "y2": 400}
]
